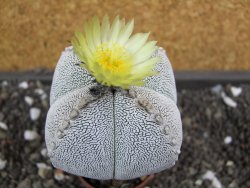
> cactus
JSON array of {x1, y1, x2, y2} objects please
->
[{"x1": 45, "y1": 16, "x2": 182, "y2": 180}]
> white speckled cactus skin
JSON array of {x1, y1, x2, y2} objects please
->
[{"x1": 45, "y1": 46, "x2": 182, "y2": 180}]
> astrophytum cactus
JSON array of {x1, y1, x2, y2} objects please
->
[{"x1": 45, "y1": 16, "x2": 182, "y2": 180}]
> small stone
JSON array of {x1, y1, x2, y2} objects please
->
[
  {"x1": 0, "y1": 158, "x2": 7, "y2": 170},
  {"x1": 29, "y1": 153, "x2": 40, "y2": 162},
  {"x1": 36, "y1": 163, "x2": 52, "y2": 179},
  {"x1": 214, "y1": 110, "x2": 222, "y2": 119},
  {"x1": 195, "y1": 179, "x2": 203, "y2": 186},
  {"x1": 32, "y1": 181, "x2": 43, "y2": 188},
  {"x1": 24, "y1": 130, "x2": 39, "y2": 141},
  {"x1": 0, "y1": 122, "x2": 8, "y2": 131},
  {"x1": 30, "y1": 108, "x2": 41, "y2": 121},
  {"x1": 230, "y1": 86, "x2": 242, "y2": 97},
  {"x1": 205, "y1": 108, "x2": 212, "y2": 119},
  {"x1": 69, "y1": 108, "x2": 79, "y2": 119},
  {"x1": 202, "y1": 170, "x2": 222, "y2": 188},
  {"x1": 24, "y1": 96, "x2": 34, "y2": 106},
  {"x1": 41, "y1": 99, "x2": 48, "y2": 109},
  {"x1": 19, "y1": 81, "x2": 29, "y2": 89},
  {"x1": 43, "y1": 179, "x2": 58, "y2": 188},
  {"x1": 183, "y1": 116, "x2": 192, "y2": 126},
  {"x1": 226, "y1": 160, "x2": 234, "y2": 167},
  {"x1": 140, "y1": 176, "x2": 147, "y2": 181},
  {"x1": 0, "y1": 131, "x2": 7, "y2": 139},
  {"x1": 41, "y1": 93, "x2": 48, "y2": 100},
  {"x1": 211, "y1": 84, "x2": 222, "y2": 95},
  {"x1": 34, "y1": 88, "x2": 45, "y2": 95},
  {"x1": 54, "y1": 169, "x2": 65, "y2": 181},
  {"x1": 40, "y1": 148, "x2": 48, "y2": 158},
  {"x1": 228, "y1": 181, "x2": 237, "y2": 188},
  {"x1": 203, "y1": 132, "x2": 209, "y2": 139},
  {"x1": 0, "y1": 112, "x2": 4, "y2": 121},
  {"x1": 221, "y1": 92, "x2": 237, "y2": 108},
  {"x1": 224, "y1": 136, "x2": 232, "y2": 144},
  {"x1": 17, "y1": 178, "x2": 31, "y2": 188},
  {"x1": 1, "y1": 80, "x2": 8, "y2": 86}
]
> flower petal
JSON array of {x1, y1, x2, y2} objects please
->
[
  {"x1": 133, "y1": 41, "x2": 157, "y2": 63},
  {"x1": 125, "y1": 32, "x2": 150, "y2": 54},
  {"x1": 73, "y1": 31, "x2": 94, "y2": 65},
  {"x1": 84, "y1": 21, "x2": 96, "y2": 53},
  {"x1": 72, "y1": 16, "x2": 160, "y2": 89},
  {"x1": 132, "y1": 57, "x2": 160, "y2": 74},
  {"x1": 117, "y1": 19, "x2": 134, "y2": 45},
  {"x1": 101, "y1": 15, "x2": 110, "y2": 43},
  {"x1": 109, "y1": 16, "x2": 121, "y2": 43},
  {"x1": 92, "y1": 16, "x2": 101, "y2": 47}
]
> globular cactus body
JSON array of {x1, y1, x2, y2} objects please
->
[{"x1": 45, "y1": 46, "x2": 182, "y2": 180}]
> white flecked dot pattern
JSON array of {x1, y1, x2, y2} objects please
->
[{"x1": 45, "y1": 46, "x2": 182, "y2": 180}]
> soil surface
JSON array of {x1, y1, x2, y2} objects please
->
[{"x1": 0, "y1": 80, "x2": 249, "y2": 188}]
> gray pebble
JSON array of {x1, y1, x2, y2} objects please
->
[
  {"x1": 17, "y1": 178, "x2": 31, "y2": 188},
  {"x1": 0, "y1": 131, "x2": 7, "y2": 139},
  {"x1": 43, "y1": 179, "x2": 59, "y2": 188},
  {"x1": 29, "y1": 153, "x2": 41, "y2": 162},
  {"x1": 32, "y1": 181, "x2": 43, "y2": 188}
]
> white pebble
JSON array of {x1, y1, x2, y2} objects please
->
[
  {"x1": 0, "y1": 159, "x2": 7, "y2": 170},
  {"x1": 202, "y1": 170, "x2": 222, "y2": 188},
  {"x1": 24, "y1": 130, "x2": 39, "y2": 141},
  {"x1": 18, "y1": 81, "x2": 29, "y2": 89},
  {"x1": 30, "y1": 107, "x2": 41, "y2": 121},
  {"x1": 211, "y1": 84, "x2": 222, "y2": 95},
  {"x1": 35, "y1": 88, "x2": 45, "y2": 95},
  {"x1": 54, "y1": 170, "x2": 65, "y2": 181},
  {"x1": 224, "y1": 136, "x2": 232, "y2": 144},
  {"x1": 36, "y1": 163, "x2": 52, "y2": 178},
  {"x1": 221, "y1": 92, "x2": 237, "y2": 108},
  {"x1": 195, "y1": 179, "x2": 203, "y2": 186},
  {"x1": 41, "y1": 93, "x2": 47, "y2": 100},
  {"x1": 1, "y1": 80, "x2": 8, "y2": 86},
  {"x1": 226, "y1": 160, "x2": 234, "y2": 167},
  {"x1": 230, "y1": 86, "x2": 242, "y2": 97},
  {"x1": 0, "y1": 122, "x2": 8, "y2": 131},
  {"x1": 34, "y1": 89, "x2": 47, "y2": 100},
  {"x1": 36, "y1": 162, "x2": 51, "y2": 169},
  {"x1": 40, "y1": 148, "x2": 48, "y2": 157},
  {"x1": 24, "y1": 96, "x2": 34, "y2": 106}
]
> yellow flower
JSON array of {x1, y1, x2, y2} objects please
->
[{"x1": 72, "y1": 16, "x2": 160, "y2": 89}]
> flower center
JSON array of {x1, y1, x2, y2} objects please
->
[{"x1": 94, "y1": 43, "x2": 132, "y2": 73}]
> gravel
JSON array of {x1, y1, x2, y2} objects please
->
[
  {"x1": 0, "y1": 80, "x2": 249, "y2": 188},
  {"x1": 0, "y1": 122, "x2": 8, "y2": 131}
]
